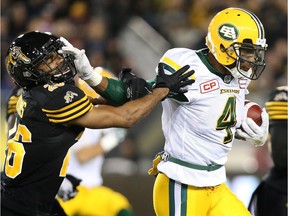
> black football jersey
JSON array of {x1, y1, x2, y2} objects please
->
[{"x1": 1, "y1": 82, "x2": 93, "y2": 215}]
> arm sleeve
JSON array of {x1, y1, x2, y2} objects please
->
[
  {"x1": 99, "y1": 78, "x2": 128, "y2": 106},
  {"x1": 99, "y1": 78, "x2": 156, "y2": 105},
  {"x1": 157, "y1": 48, "x2": 196, "y2": 103},
  {"x1": 99, "y1": 73, "x2": 189, "y2": 104}
]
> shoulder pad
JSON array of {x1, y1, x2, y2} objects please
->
[{"x1": 40, "y1": 83, "x2": 93, "y2": 123}]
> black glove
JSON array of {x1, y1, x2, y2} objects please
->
[
  {"x1": 119, "y1": 68, "x2": 152, "y2": 100},
  {"x1": 154, "y1": 63, "x2": 195, "y2": 95}
]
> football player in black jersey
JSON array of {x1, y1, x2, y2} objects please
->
[
  {"x1": 1, "y1": 31, "x2": 195, "y2": 216},
  {"x1": 248, "y1": 86, "x2": 287, "y2": 216}
]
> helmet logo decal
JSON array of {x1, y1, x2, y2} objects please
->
[
  {"x1": 64, "y1": 91, "x2": 78, "y2": 103},
  {"x1": 8, "y1": 46, "x2": 31, "y2": 66},
  {"x1": 6, "y1": 46, "x2": 31, "y2": 74},
  {"x1": 218, "y1": 24, "x2": 239, "y2": 41}
]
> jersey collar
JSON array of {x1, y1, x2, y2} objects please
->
[{"x1": 196, "y1": 48, "x2": 233, "y2": 83}]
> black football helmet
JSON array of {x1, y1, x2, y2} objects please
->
[{"x1": 5, "y1": 31, "x2": 77, "y2": 89}]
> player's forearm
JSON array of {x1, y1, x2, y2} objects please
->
[
  {"x1": 119, "y1": 87, "x2": 168, "y2": 127},
  {"x1": 68, "y1": 88, "x2": 168, "y2": 129},
  {"x1": 91, "y1": 77, "x2": 128, "y2": 106}
]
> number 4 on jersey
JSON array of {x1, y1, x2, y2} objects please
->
[{"x1": 216, "y1": 97, "x2": 237, "y2": 144}]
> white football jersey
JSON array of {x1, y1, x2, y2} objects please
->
[{"x1": 157, "y1": 48, "x2": 250, "y2": 187}]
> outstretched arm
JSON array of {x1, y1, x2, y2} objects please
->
[
  {"x1": 68, "y1": 87, "x2": 168, "y2": 128},
  {"x1": 60, "y1": 37, "x2": 194, "y2": 124},
  {"x1": 68, "y1": 63, "x2": 194, "y2": 129}
]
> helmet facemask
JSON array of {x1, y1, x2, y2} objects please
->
[
  {"x1": 28, "y1": 39, "x2": 77, "y2": 86},
  {"x1": 223, "y1": 40, "x2": 266, "y2": 80}
]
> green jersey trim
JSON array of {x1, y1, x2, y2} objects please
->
[{"x1": 196, "y1": 48, "x2": 233, "y2": 82}]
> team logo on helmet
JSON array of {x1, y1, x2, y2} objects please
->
[
  {"x1": 218, "y1": 24, "x2": 239, "y2": 41},
  {"x1": 6, "y1": 46, "x2": 31, "y2": 73}
]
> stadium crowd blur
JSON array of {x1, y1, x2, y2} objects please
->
[{"x1": 1, "y1": 0, "x2": 287, "y2": 192}]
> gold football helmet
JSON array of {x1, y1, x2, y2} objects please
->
[{"x1": 206, "y1": 8, "x2": 267, "y2": 80}]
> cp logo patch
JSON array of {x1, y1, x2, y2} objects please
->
[{"x1": 200, "y1": 79, "x2": 220, "y2": 94}]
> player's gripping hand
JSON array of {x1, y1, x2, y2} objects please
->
[
  {"x1": 57, "y1": 174, "x2": 82, "y2": 202},
  {"x1": 154, "y1": 63, "x2": 195, "y2": 96},
  {"x1": 59, "y1": 37, "x2": 102, "y2": 87},
  {"x1": 119, "y1": 68, "x2": 152, "y2": 100},
  {"x1": 236, "y1": 108, "x2": 269, "y2": 147}
]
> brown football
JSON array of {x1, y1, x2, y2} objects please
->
[{"x1": 243, "y1": 100, "x2": 263, "y2": 126}]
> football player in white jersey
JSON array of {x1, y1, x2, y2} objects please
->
[{"x1": 147, "y1": 8, "x2": 269, "y2": 216}]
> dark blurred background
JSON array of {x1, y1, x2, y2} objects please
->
[{"x1": 1, "y1": 0, "x2": 287, "y2": 215}]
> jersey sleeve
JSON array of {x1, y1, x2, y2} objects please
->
[
  {"x1": 158, "y1": 48, "x2": 196, "y2": 103},
  {"x1": 41, "y1": 84, "x2": 94, "y2": 124}
]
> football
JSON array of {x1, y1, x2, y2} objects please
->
[{"x1": 242, "y1": 100, "x2": 263, "y2": 126}]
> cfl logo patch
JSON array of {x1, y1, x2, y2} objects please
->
[
  {"x1": 200, "y1": 79, "x2": 219, "y2": 94},
  {"x1": 238, "y1": 79, "x2": 249, "y2": 89},
  {"x1": 218, "y1": 24, "x2": 239, "y2": 40}
]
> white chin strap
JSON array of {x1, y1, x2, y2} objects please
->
[{"x1": 224, "y1": 66, "x2": 252, "y2": 79}]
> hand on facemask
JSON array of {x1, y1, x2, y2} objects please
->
[{"x1": 59, "y1": 37, "x2": 102, "y2": 87}]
